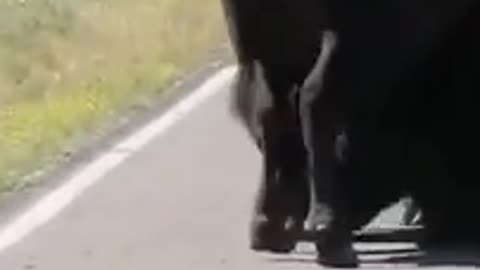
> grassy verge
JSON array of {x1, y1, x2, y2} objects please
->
[{"x1": 0, "y1": 0, "x2": 227, "y2": 192}]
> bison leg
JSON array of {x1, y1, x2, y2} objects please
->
[
  {"x1": 300, "y1": 31, "x2": 358, "y2": 267},
  {"x1": 249, "y1": 168, "x2": 307, "y2": 253},
  {"x1": 241, "y1": 62, "x2": 310, "y2": 253},
  {"x1": 249, "y1": 138, "x2": 310, "y2": 253},
  {"x1": 250, "y1": 112, "x2": 311, "y2": 253}
]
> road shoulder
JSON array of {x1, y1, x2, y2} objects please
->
[{"x1": 0, "y1": 46, "x2": 236, "y2": 230}]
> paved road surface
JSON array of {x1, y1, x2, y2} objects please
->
[{"x1": 0, "y1": 66, "x2": 469, "y2": 269}]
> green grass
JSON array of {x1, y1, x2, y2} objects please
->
[{"x1": 0, "y1": 0, "x2": 227, "y2": 192}]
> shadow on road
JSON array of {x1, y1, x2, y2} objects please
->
[
  {"x1": 265, "y1": 246, "x2": 480, "y2": 268},
  {"x1": 264, "y1": 226, "x2": 480, "y2": 268}
]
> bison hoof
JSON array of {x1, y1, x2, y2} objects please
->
[
  {"x1": 249, "y1": 215, "x2": 298, "y2": 253},
  {"x1": 315, "y1": 236, "x2": 359, "y2": 268},
  {"x1": 316, "y1": 246, "x2": 359, "y2": 268}
]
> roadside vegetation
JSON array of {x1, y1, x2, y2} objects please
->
[{"x1": 0, "y1": 0, "x2": 227, "y2": 192}]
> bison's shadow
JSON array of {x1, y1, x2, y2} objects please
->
[
  {"x1": 267, "y1": 245, "x2": 422, "y2": 265},
  {"x1": 268, "y1": 247, "x2": 480, "y2": 268},
  {"x1": 264, "y1": 227, "x2": 480, "y2": 268},
  {"x1": 364, "y1": 247, "x2": 480, "y2": 267}
]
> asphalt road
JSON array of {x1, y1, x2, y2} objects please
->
[{"x1": 0, "y1": 66, "x2": 470, "y2": 270}]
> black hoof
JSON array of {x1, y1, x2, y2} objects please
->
[
  {"x1": 316, "y1": 244, "x2": 359, "y2": 268},
  {"x1": 251, "y1": 241, "x2": 295, "y2": 254},
  {"x1": 249, "y1": 215, "x2": 297, "y2": 253},
  {"x1": 315, "y1": 233, "x2": 359, "y2": 268}
]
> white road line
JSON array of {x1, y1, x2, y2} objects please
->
[{"x1": 0, "y1": 65, "x2": 238, "y2": 254}]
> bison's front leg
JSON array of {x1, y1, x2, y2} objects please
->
[
  {"x1": 249, "y1": 153, "x2": 309, "y2": 253},
  {"x1": 236, "y1": 62, "x2": 310, "y2": 253},
  {"x1": 250, "y1": 100, "x2": 311, "y2": 253},
  {"x1": 300, "y1": 31, "x2": 358, "y2": 268}
]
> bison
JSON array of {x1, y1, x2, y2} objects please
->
[{"x1": 220, "y1": 0, "x2": 424, "y2": 257}]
